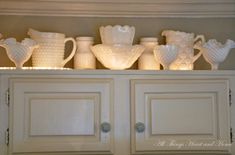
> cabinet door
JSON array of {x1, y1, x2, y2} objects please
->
[
  {"x1": 131, "y1": 79, "x2": 231, "y2": 154},
  {"x1": 9, "y1": 78, "x2": 114, "y2": 154}
]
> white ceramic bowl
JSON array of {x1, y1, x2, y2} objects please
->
[
  {"x1": 91, "y1": 44, "x2": 145, "y2": 70},
  {"x1": 153, "y1": 45, "x2": 179, "y2": 70},
  {"x1": 100, "y1": 25, "x2": 135, "y2": 45}
]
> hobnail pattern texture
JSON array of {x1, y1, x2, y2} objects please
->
[
  {"x1": 0, "y1": 38, "x2": 38, "y2": 68},
  {"x1": 200, "y1": 39, "x2": 235, "y2": 70},
  {"x1": 28, "y1": 28, "x2": 76, "y2": 68},
  {"x1": 31, "y1": 40, "x2": 76, "y2": 67},
  {"x1": 100, "y1": 25, "x2": 135, "y2": 45},
  {"x1": 153, "y1": 45, "x2": 179, "y2": 70},
  {"x1": 32, "y1": 44, "x2": 65, "y2": 67},
  {"x1": 91, "y1": 44, "x2": 145, "y2": 70}
]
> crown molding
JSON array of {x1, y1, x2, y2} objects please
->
[{"x1": 0, "y1": 0, "x2": 234, "y2": 18}]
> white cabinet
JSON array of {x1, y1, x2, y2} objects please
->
[
  {"x1": 131, "y1": 79, "x2": 231, "y2": 154},
  {"x1": 0, "y1": 70, "x2": 234, "y2": 155},
  {"x1": 9, "y1": 78, "x2": 114, "y2": 154}
]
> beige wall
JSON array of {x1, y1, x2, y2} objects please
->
[{"x1": 0, "y1": 15, "x2": 234, "y2": 70}]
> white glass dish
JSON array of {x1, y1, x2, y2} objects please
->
[
  {"x1": 91, "y1": 44, "x2": 145, "y2": 70},
  {"x1": 196, "y1": 39, "x2": 235, "y2": 70},
  {"x1": 153, "y1": 45, "x2": 179, "y2": 70},
  {"x1": 100, "y1": 25, "x2": 135, "y2": 45}
]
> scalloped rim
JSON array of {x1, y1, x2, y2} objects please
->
[{"x1": 100, "y1": 25, "x2": 135, "y2": 45}]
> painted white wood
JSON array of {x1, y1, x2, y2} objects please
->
[
  {"x1": 229, "y1": 75, "x2": 235, "y2": 155},
  {"x1": 0, "y1": 0, "x2": 234, "y2": 17},
  {"x1": 150, "y1": 93, "x2": 214, "y2": 135},
  {"x1": 9, "y1": 78, "x2": 114, "y2": 154},
  {"x1": 0, "y1": 68, "x2": 235, "y2": 76},
  {"x1": 0, "y1": 70, "x2": 234, "y2": 155},
  {"x1": 29, "y1": 94, "x2": 96, "y2": 136},
  {"x1": 0, "y1": 76, "x2": 8, "y2": 155},
  {"x1": 131, "y1": 79, "x2": 231, "y2": 154},
  {"x1": 0, "y1": 75, "x2": 10, "y2": 155}
]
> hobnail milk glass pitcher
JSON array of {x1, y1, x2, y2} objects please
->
[{"x1": 28, "y1": 28, "x2": 76, "y2": 68}]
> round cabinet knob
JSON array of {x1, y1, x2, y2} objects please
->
[
  {"x1": 101, "y1": 122, "x2": 111, "y2": 133},
  {"x1": 135, "y1": 122, "x2": 145, "y2": 133}
]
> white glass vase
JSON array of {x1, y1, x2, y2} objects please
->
[
  {"x1": 74, "y1": 37, "x2": 96, "y2": 69},
  {"x1": 138, "y1": 37, "x2": 160, "y2": 70}
]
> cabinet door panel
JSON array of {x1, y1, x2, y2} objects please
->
[
  {"x1": 10, "y1": 78, "x2": 114, "y2": 154},
  {"x1": 131, "y1": 79, "x2": 230, "y2": 154},
  {"x1": 29, "y1": 93, "x2": 96, "y2": 136},
  {"x1": 150, "y1": 93, "x2": 214, "y2": 135}
]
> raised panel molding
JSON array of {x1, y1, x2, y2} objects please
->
[
  {"x1": 148, "y1": 93, "x2": 216, "y2": 136},
  {"x1": 9, "y1": 77, "x2": 114, "y2": 154},
  {"x1": 27, "y1": 93, "x2": 99, "y2": 136},
  {"x1": 0, "y1": 0, "x2": 234, "y2": 17},
  {"x1": 131, "y1": 79, "x2": 231, "y2": 153}
]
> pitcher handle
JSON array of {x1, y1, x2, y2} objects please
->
[
  {"x1": 61, "y1": 37, "x2": 76, "y2": 67},
  {"x1": 0, "y1": 39, "x2": 6, "y2": 49},
  {"x1": 192, "y1": 34, "x2": 205, "y2": 62}
]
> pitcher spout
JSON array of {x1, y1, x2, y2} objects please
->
[
  {"x1": 0, "y1": 39, "x2": 6, "y2": 49},
  {"x1": 225, "y1": 39, "x2": 235, "y2": 49},
  {"x1": 28, "y1": 28, "x2": 41, "y2": 38},
  {"x1": 161, "y1": 30, "x2": 172, "y2": 37}
]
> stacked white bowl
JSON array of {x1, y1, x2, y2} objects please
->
[{"x1": 91, "y1": 25, "x2": 145, "y2": 70}]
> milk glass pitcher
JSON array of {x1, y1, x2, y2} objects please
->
[
  {"x1": 162, "y1": 30, "x2": 205, "y2": 70},
  {"x1": 28, "y1": 28, "x2": 76, "y2": 68}
]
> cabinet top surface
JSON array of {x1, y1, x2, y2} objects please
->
[{"x1": 0, "y1": 68, "x2": 234, "y2": 76}]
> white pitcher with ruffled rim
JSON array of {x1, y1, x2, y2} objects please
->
[{"x1": 162, "y1": 30, "x2": 205, "y2": 70}]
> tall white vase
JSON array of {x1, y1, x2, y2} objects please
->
[
  {"x1": 74, "y1": 37, "x2": 96, "y2": 69},
  {"x1": 138, "y1": 37, "x2": 160, "y2": 70}
]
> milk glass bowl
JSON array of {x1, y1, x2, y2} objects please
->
[
  {"x1": 94, "y1": 25, "x2": 143, "y2": 69},
  {"x1": 100, "y1": 25, "x2": 135, "y2": 45},
  {"x1": 91, "y1": 44, "x2": 145, "y2": 70},
  {"x1": 195, "y1": 39, "x2": 235, "y2": 70}
]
